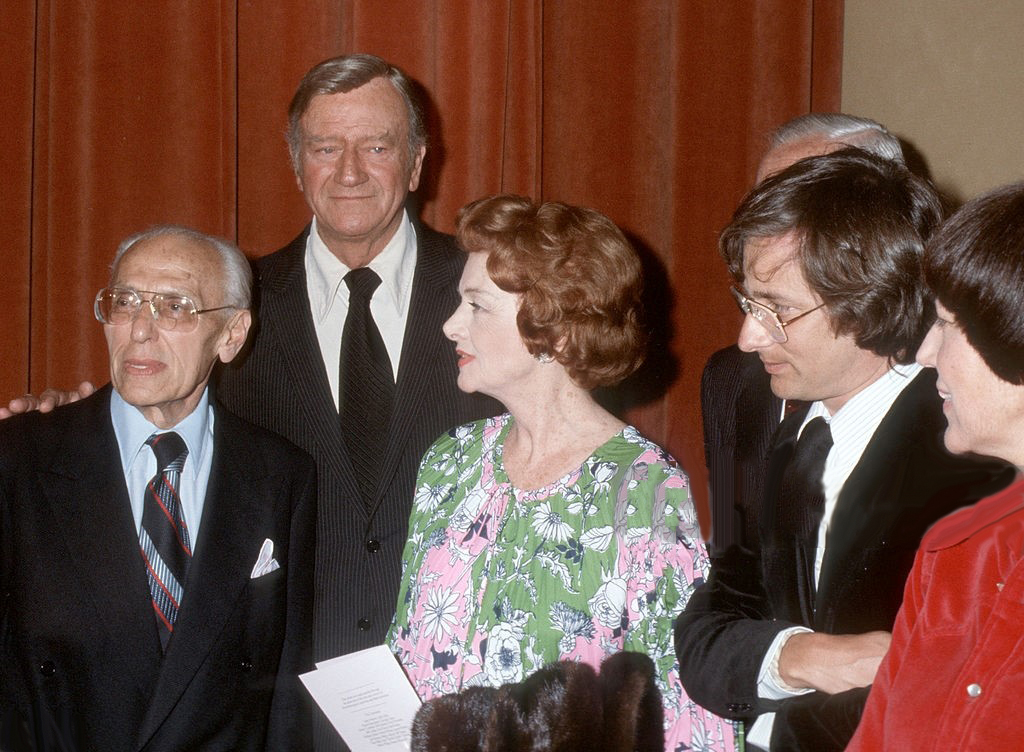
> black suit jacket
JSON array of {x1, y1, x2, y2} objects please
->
[
  {"x1": 0, "y1": 386, "x2": 316, "y2": 752},
  {"x1": 701, "y1": 345, "x2": 781, "y2": 554},
  {"x1": 676, "y1": 369, "x2": 1014, "y2": 751},
  {"x1": 216, "y1": 222, "x2": 498, "y2": 664}
]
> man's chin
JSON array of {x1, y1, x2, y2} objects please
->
[{"x1": 768, "y1": 375, "x2": 800, "y2": 401}]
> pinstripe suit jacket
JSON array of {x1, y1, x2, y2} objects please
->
[
  {"x1": 216, "y1": 222, "x2": 498, "y2": 666},
  {"x1": 701, "y1": 344, "x2": 781, "y2": 554}
]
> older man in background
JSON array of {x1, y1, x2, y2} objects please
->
[{"x1": 0, "y1": 226, "x2": 315, "y2": 751}]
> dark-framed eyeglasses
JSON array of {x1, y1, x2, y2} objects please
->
[
  {"x1": 94, "y1": 287, "x2": 236, "y2": 332},
  {"x1": 730, "y1": 286, "x2": 824, "y2": 344}
]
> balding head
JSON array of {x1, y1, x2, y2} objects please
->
[{"x1": 756, "y1": 113, "x2": 905, "y2": 182}]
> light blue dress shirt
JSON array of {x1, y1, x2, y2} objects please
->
[{"x1": 109, "y1": 387, "x2": 216, "y2": 553}]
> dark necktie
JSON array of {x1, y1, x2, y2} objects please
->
[
  {"x1": 140, "y1": 431, "x2": 191, "y2": 651},
  {"x1": 783, "y1": 399, "x2": 807, "y2": 417},
  {"x1": 340, "y1": 267, "x2": 395, "y2": 505},
  {"x1": 780, "y1": 416, "x2": 834, "y2": 545}
]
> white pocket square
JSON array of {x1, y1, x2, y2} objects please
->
[{"x1": 250, "y1": 538, "x2": 281, "y2": 578}]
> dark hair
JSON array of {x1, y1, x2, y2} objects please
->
[
  {"x1": 286, "y1": 53, "x2": 426, "y2": 170},
  {"x1": 924, "y1": 181, "x2": 1024, "y2": 384},
  {"x1": 456, "y1": 195, "x2": 646, "y2": 390},
  {"x1": 720, "y1": 147, "x2": 943, "y2": 362}
]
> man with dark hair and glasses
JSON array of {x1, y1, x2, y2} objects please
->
[
  {"x1": 700, "y1": 114, "x2": 913, "y2": 571},
  {"x1": 0, "y1": 226, "x2": 316, "y2": 750},
  {"x1": 674, "y1": 150, "x2": 1014, "y2": 751}
]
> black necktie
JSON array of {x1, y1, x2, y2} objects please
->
[
  {"x1": 780, "y1": 416, "x2": 834, "y2": 545},
  {"x1": 140, "y1": 431, "x2": 191, "y2": 651},
  {"x1": 340, "y1": 267, "x2": 395, "y2": 505}
]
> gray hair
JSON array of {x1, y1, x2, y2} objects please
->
[
  {"x1": 286, "y1": 53, "x2": 427, "y2": 172},
  {"x1": 112, "y1": 225, "x2": 252, "y2": 309},
  {"x1": 770, "y1": 113, "x2": 905, "y2": 164}
]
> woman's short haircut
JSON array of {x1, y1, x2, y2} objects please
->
[
  {"x1": 924, "y1": 181, "x2": 1024, "y2": 384},
  {"x1": 455, "y1": 194, "x2": 647, "y2": 390},
  {"x1": 720, "y1": 148, "x2": 943, "y2": 363}
]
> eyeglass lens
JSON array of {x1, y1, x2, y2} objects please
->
[
  {"x1": 731, "y1": 288, "x2": 787, "y2": 342},
  {"x1": 95, "y1": 289, "x2": 198, "y2": 331}
]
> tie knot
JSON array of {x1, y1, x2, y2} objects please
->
[
  {"x1": 146, "y1": 431, "x2": 188, "y2": 473},
  {"x1": 345, "y1": 267, "x2": 382, "y2": 301},
  {"x1": 798, "y1": 416, "x2": 833, "y2": 455}
]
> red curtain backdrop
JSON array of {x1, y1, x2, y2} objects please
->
[{"x1": 1, "y1": 1, "x2": 841, "y2": 533}]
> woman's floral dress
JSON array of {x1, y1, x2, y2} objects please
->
[{"x1": 388, "y1": 414, "x2": 735, "y2": 752}]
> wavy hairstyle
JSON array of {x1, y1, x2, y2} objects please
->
[
  {"x1": 455, "y1": 195, "x2": 646, "y2": 390},
  {"x1": 924, "y1": 181, "x2": 1024, "y2": 384},
  {"x1": 286, "y1": 53, "x2": 426, "y2": 172},
  {"x1": 720, "y1": 148, "x2": 943, "y2": 363}
]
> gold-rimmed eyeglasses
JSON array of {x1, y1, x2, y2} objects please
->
[
  {"x1": 94, "y1": 287, "x2": 236, "y2": 332},
  {"x1": 730, "y1": 286, "x2": 824, "y2": 344}
]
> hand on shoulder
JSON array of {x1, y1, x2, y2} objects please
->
[{"x1": 0, "y1": 381, "x2": 96, "y2": 419}]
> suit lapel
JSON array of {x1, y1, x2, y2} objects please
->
[
  {"x1": 42, "y1": 387, "x2": 163, "y2": 697},
  {"x1": 136, "y1": 407, "x2": 267, "y2": 745},
  {"x1": 258, "y1": 231, "x2": 360, "y2": 499},
  {"x1": 760, "y1": 406, "x2": 819, "y2": 625},
  {"x1": 373, "y1": 225, "x2": 461, "y2": 506},
  {"x1": 816, "y1": 372, "x2": 930, "y2": 603}
]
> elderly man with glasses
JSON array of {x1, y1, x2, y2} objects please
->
[
  {"x1": 0, "y1": 226, "x2": 316, "y2": 751},
  {"x1": 673, "y1": 149, "x2": 1014, "y2": 752}
]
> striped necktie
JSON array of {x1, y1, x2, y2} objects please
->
[
  {"x1": 340, "y1": 267, "x2": 395, "y2": 506},
  {"x1": 140, "y1": 431, "x2": 191, "y2": 650}
]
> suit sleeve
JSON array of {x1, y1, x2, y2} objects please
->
[
  {"x1": 676, "y1": 548, "x2": 869, "y2": 752},
  {"x1": 265, "y1": 453, "x2": 317, "y2": 751},
  {"x1": 674, "y1": 544, "x2": 800, "y2": 720}
]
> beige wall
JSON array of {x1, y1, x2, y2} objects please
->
[{"x1": 843, "y1": 0, "x2": 1024, "y2": 202}]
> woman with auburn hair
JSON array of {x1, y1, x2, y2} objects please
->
[
  {"x1": 388, "y1": 195, "x2": 735, "y2": 750},
  {"x1": 848, "y1": 182, "x2": 1024, "y2": 750}
]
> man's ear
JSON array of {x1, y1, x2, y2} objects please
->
[
  {"x1": 407, "y1": 144, "x2": 426, "y2": 192},
  {"x1": 218, "y1": 309, "x2": 253, "y2": 364}
]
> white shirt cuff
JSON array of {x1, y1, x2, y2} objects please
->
[{"x1": 757, "y1": 626, "x2": 816, "y2": 699}]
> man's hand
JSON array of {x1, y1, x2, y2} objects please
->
[
  {"x1": 0, "y1": 381, "x2": 96, "y2": 419},
  {"x1": 778, "y1": 630, "x2": 892, "y2": 695}
]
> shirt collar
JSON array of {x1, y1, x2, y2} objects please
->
[
  {"x1": 802, "y1": 362, "x2": 922, "y2": 446},
  {"x1": 109, "y1": 387, "x2": 213, "y2": 476},
  {"x1": 304, "y1": 211, "x2": 417, "y2": 322},
  {"x1": 926, "y1": 477, "x2": 1024, "y2": 550}
]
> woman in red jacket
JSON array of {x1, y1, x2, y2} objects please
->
[{"x1": 847, "y1": 182, "x2": 1024, "y2": 750}]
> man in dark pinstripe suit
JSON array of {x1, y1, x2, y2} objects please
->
[{"x1": 214, "y1": 56, "x2": 498, "y2": 749}]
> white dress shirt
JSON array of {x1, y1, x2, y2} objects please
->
[
  {"x1": 110, "y1": 387, "x2": 216, "y2": 553},
  {"x1": 749, "y1": 362, "x2": 922, "y2": 749},
  {"x1": 304, "y1": 212, "x2": 418, "y2": 410}
]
